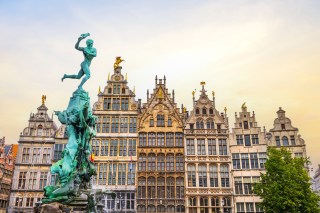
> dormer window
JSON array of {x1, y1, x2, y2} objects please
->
[
  {"x1": 281, "y1": 124, "x2": 285, "y2": 130},
  {"x1": 37, "y1": 125, "x2": 43, "y2": 136},
  {"x1": 282, "y1": 136, "x2": 289, "y2": 146},
  {"x1": 108, "y1": 88, "x2": 112, "y2": 94},
  {"x1": 157, "y1": 114, "x2": 165, "y2": 127},
  {"x1": 202, "y1": 108, "x2": 207, "y2": 115},
  {"x1": 168, "y1": 118, "x2": 172, "y2": 127},
  {"x1": 122, "y1": 88, "x2": 126, "y2": 94},
  {"x1": 209, "y1": 108, "x2": 214, "y2": 115},
  {"x1": 196, "y1": 120, "x2": 204, "y2": 129},
  {"x1": 150, "y1": 118, "x2": 154, "y2": 127},
  {"x1": 195, "y1": 108, "x2": 200, "y2": 115},
  {"x1": 243, "y1": 121, "x2": 248, "y2": 129}
]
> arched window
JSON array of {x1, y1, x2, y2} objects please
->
[
  {"x1": 209, "y1": 108, "x2": 214, "y2": 114},
  {"x1": 157, "y1": 177, "x2": 165, "y2": 198},
  {"x1": 196, "y1": 120, "x2": 204, "y2": 129},
  {"x1": 206, "y1": 119, "x2": 214, "y2": 129},
  {"x1": 200, "y1": 197, "x2": 208, "y2": 206},
  {"x1": 198, "y1": 164, "x2": 207, "y2": 187},
  {"x1": 167, "y1": 205, "x2": 174, "y2": 212},
  {"x1": 202, "y1": 107, "x2": 207, "y2": 115},
  {"x1": 138, "y1": 177, "x2": 146, "y2": 198},
  {"x1": 187, "y1": 164, "x2": 196, "y2": 187},
  {"x1": 147, "y1": 177, "x2": 156, "y2": 198},
  {"x1": 37, "y1": 125, "x2": 43, "y2": 136},
  {"x1": 176, "y1": 177, "x2": 184, "y2": 199},
  {"x1": 195, "y1": 108, "x2": 200, "y2": 115},
  {"x1": 166, "y1": 154, "x2": 174, "y2": 171},
  {"x1": 148, "y1": 132, "x2": 156, "y2": 146},
  {"x1": 221, "y1": 165, "x2": 230, "y2": 187},
  {"x1": 176, "y1": 205, "x2": 185, "y2": 213},
  {"x1": 157, "y1": 205, "x2": 166, "y2": 212},
  {"x1": 176, "y1": 154, "x2": 184, "y2": 171},
  {"x1": 209, "y1": 164, "x2": 218, "y2": 187},
  {"x1": 137, "y1": 205, "x2": 146, "y2": 213},
  {"x1": 148, "y1": 154, "x2": 156, "y2": 171},
  {"x1": 211, "y1": 197, "x2": 219, "y2": 213},
  {"x1": 138, "y1": 154, "x2": 146, "y2": 171},
  {"x1": 222, "y1": 197, "x2": 232, "y2": 213},
  {"x1": 189, "y1": 197, "x2": 197, "y2": 213},
  {"x1": 147, "y1": 205, "x2": 156, "y2": 212},
  {"x1": 282, "y1": 136, "x2": 289, "y2": 146},
  {"x1": 166, "y1": 177, "x2": 175, "y2": 198},
  {"x1": 157, "y1": 154, "x2": 165, "y2": 171}
]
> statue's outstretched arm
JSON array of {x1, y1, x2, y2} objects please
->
[{"x1": 75, "y1": 37, "x2": 84, "y2": 51}]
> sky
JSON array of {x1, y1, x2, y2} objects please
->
[{"x1": 0, "y1": 0, "x2": 320, "y2": 171}]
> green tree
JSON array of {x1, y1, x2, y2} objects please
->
[{"x1": 254, "y1": 147, "x2": 320, "y2": 213}]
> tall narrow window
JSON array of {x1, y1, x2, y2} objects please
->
[
  {"x1": 196, "y1": 120, "x2": 204, "y2": 129},
  {"x1": 259, "y1": 152, "x2": 267, "y2": 168},
  {"x1": 113, "y1": 84, "x2": 120, "y2": 94},
  {"x1": 198, "y1": 164, "x2": 207, "y2": 187},
  {"x1": 167, "y1": 117, "x2": 172, "y2": 127},
  {"x1": 281, "y1": 124, "x2": 285, "y2": 130},
  {"x1": 282, "y1": 136, "x2": 289, "y2": 146},
  {"x1": 129, "y1": 117, "x2": 137, "y2": 133},
  {"x1": 175, "y1": 133, "x2": 183, "y2": 146},
  {"x1": 176, "y1": 177, "x2": 184, "y2": 199},
  {"x1": 96, "y1": 116, "x2": 101, "y2": 133},
  {"x1": 157, "y1": 177, "x2": 165, "y2": 199},
  {"x1": 119, "y1": 139, "x2": 127, "y2": 156},
  {"x1": 121, "y1": 98, "x2": 129, "y2": 110},
  {"x1": 37, "y1": 125, "x2": 43, "y2": 136},
  {"x1": 42, "y1": 148, "x2": 51, "y2": 164},
  {"x1": 209, "y1": 164, "x2": 218, "y2": 187},
  {"x1": 103, "y1": 98, "x2": 112, "y2": 110},
  {"x1": 290, "y1": 135, "x2": 296, "y2": 145},
  {"x1": 241, "y1": 153, "x2": 250, "y2": 169},
  {"x1": 33, "y1": 148, "x2": 41, "y2": 163},
  {"x1": 157, "y1": 133, "x2": 165, "y2": 146},
  {"x1": 202, "y1": 108, "x2": 207, "y2": 115},
  {"x1": 166, "y1": 133, "x2": 174, "y2": 147},
  {"x1": 187, "y1": 164, "x2": 196, "y2": 187},
  {"x1": 111, "y1": 116, "x2": 119, "y2": 133},
  {"x1": 102, "y1": 116, "x2": 110, "y2": 133},
  {"x1": 110, "y1": 139, "x2": 118, "y2": 156},
  {"x1": 208, "y1": 139, "x2": 216, "y2": 155},
  {"x1": 138, "y1": 154, "x2": 146, "y2": 171},
  {"x1": 243, "y1": 121, "x2": 249, "y2": 129},
  {"x1": 148, "y1": 132, "x2": 156, "y2": 146},
  {"x1": 275, "y1": 136, "x2": 280, "y2": 146},
  {"x1": 22, "y1": 148, "x2": 30, "y2": 163},
  {"x1": 127, "y1": 162, "x2": 136, "y2": 185},
  {"x1": 197, "y1": 139, "x2": 206, "y2": 155},
  {"x1": 28, "y1": 171, "x2": 37, "y2": 189},
  {"x1": 243, "y1": 177, "x2": 253, "y2": 194},
  {"x1": 39, "y1": 172, "x2": 48, "y2": 189},
  {"x1": 148, "y1": 154, "x2": 156, "y2": 171},
  {"x1": 250, "y1": 153, "x2": 259, "y2": 169},
  {"x1": 54, "y1": 144, "x2": 65, "y2": 161},
  {"x1": 218, "y1": 139, "x2": 227, "y2": 155},
  {"x1": 128, "y1": 139, "x2": 136, "y2": 156},
  {"x1": 149, "y1": 118, "x2": 154, "y2": 127},
  {"x1": 100, "y1": 139, "x2": 109, "y2": 156},
  {"x1": 118, "y1": 163, "x2": 126, "y2": 185},
  {"x1": 166, "y1": 154, "x2": 174, "y2": 171},
  {"x1": 138, "y1": 177, "x2": 146, "y2": 198},
  {"x1": 236, "y1": 135, "x2": 243, "y2": 145},
  {"x1": 166, "y1": 177, "x2": 175, "y2": 198},
  {"x1": 112, "y1": 98, "x2": 120, "y2": 110},
  {"x1": 120, "y1": 117, "x2": 128, "y2": 133},
  {"x1": 220, "y1": 165, "x2": 230, "y2": 187},
  {"x1": 186, "y1": 139, "x2": 195, "y2": 155},
  {"x1": 244, "y1": 134, "x2": 251, "y2": 146},
  {"x1": 98, "y1": 163, "x2": 107, "y2": 185},
  {"x1": 147, "y1": 177, "x2": 156, "y2": 198},
  {"x1": 157, "y1": 154, "x2": 165, "y2": 171},
  {"x1": 232, "y1": 153, "x2": 241, "y2": 169},
  {"x1": 18, "y1": 172, "x2": 27, "y2": 189},
  {"x1": 251, "y1": 134, "x2": 259, "y2": 144},
  {"x1": 157, "y1": 114, "x2": 165, "y2": 127},
  {"x1": 176, "y1": 154, "x2": 184, "y2": 171},
  {"x1": 139, "y1": 133, "x2": 147, "y2": 146},
  {"x1": 206, "y1": 120, "x2": 214, "y2": 129},
  {"x1": 234, "y1": 177, "x2": 243, "y2": 194},
  {"x1": 195, "y1": 108, "x2": 200, "y2": 115}
]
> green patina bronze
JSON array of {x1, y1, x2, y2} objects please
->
[{"x1": 42, "y1": 34, "x2": 97, "y2": 205}]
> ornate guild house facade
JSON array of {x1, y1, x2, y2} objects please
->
[
  {"x1": 229, "y1": 105, "x2": 267, "y2": 213},
  {"x1": 91, "y1": 64, "x2": 138, "y2": 213},
  {"x1": 137, "y1": 76, "x2": 186, "y2": 213},
  {"x1": 184, "y1": 83, "x2": 233, "y2": 213},
  {"x1": 9, "y1": 98, "x2": 57, "y2": 213}
]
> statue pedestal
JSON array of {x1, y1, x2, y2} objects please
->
[{"x1": 34, "y1": 201, "x2": 88, "y2": 213}]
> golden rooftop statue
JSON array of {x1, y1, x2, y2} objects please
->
[
  {"x1": 200, "y1": 81, "x2": 206, "y2": 86},
  {"x1": 98, "y1": 86, "x2": 101, "y2": 94},
  {"x1": 183, "y1": 107, "x2": 187, "y2": 113},
  {"x1": 212, "y1": 91, "x2": 215, "y2": 97},
  {"x1": 192, "y1": 90, "x2": 195, "y2": 97},
  {"x1": 114, "y1": 56, "x2": 125, "y2": 70},
  {"x1": 224, "y1": 107, "x2": 227, "y2": 114},
  {"x1": 242, "y1": 102, "x2": 247, "y2": 109},
  {"x1": 42, "y1": 95, "x2": 46, "y2": 105}
]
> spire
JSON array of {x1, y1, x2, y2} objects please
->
[
  {"x1": 125, "y1": 73, "x2": 128, "y2": 81},
  {"x1": 155, "y1": 75, "x2": 158, "y2": 85},
  {"x1": 212, "y1": 90, "x2": 215, "y2": 108},
  {"x1": 192, "y1": 89, "x2": 196, "y2": 108},
  {"x1": 108, "y1": 72, "x2": 110, "y2": 81},
  {"x1": 98, "y1": 86, "x2": 101, "y2": 94}
]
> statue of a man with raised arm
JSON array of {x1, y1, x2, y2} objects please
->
[{"x1": 61, "y1": 33, "x2": 97, "y2": 89}]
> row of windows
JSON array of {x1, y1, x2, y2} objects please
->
[
  {"x1": 234, "y1": 176, "x2": 260, "y2": 195},
  {"x1": 139, "y1": 132, "x2": 183, "y2": 147},
  {"x1": 17, "y1": 171, "x2": 48, "y2": 190},
  {"x1": 236, "y1": 134, "x2": 259, "y2": 146},
  {"x1": 94, "y1": 162, "x2": 136, "y2": 186},
  {"x1": 137, "y1": 176, "x2": 184, "y2": 199},
  {"x1": 275, "y1": 135, "x2": 296, "y2": 146},
  {"x1": 103, "y1": 192, "x2": 135, "y2": 211},
  {"x1": 149, "y1": 114, "x2": 173, "y2": 127},
  {"x1": 190, "y1": 120, "x2": 221, "y2": 130},
  {"x1": 14, "y1": 197, "x2": 42, "y2": 208},
  {"x1": 0, "y1": 199, "x2": 8, "y2": 209},
  {"x1": 20, "y1": 147, "x2": 51, "y2": 164},
  {"x1": 137, "y1": 205, "x2": 185, "y2": 213},
  {"x1": 236, "y1": 202, "x2": 263, "y2": 213},
  {"x1": 103, "y1": 97, "x2": 130, "y2": 110},
  {"x1": 232, "y1": 152, "x2": 266, "y2": 170},
  {"x1": 91, "y1": 139, "x2": 136, "y2": 157},
  {"x1": 186, "y1": 138, "x2": 228, "y2": 156},
  {"x1": 195, "y1": 107, "x2": 214, "y2": 115},
  {"x1": 187, "y1": 164, "x2": 230, "y2": 188},
  {"x1": 138, "y1": 153, "x2": 184, "y2": 172},
  {"x1": 106, "y1": 84, "x2": 127, "y2": 95},
  {"x1": 188, "y1": 197, "x2": 232, "y2": 213},
  {"x1": 96, "y1": 116, "x2": 137, "y2": 133},
  {"x1": 53, "y1": 144, "x2": 66, "y2": 160}
]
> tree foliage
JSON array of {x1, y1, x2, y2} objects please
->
[{"x1": 254, "y1": 147, "x2": 320, "y2": 213}]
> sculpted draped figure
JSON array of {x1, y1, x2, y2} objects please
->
[{"x1": 62, "y1": 33, "x2": 97, "y2": 89}]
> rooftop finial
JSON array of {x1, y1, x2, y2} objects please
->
[
  {"x1": 98, "y1": 86, "x2": 101, "y2": 94},
  {"x1": 42, "y1": 95, "x2": 46, "y2": 105},
  {"x1": 114, "y1": 56, "x2": 125, "y2": 70},
  {"x1": 108, "y1": 72, "x2": 110, "y2": 80},
  {"x1": 125, "y1": 73, "x2": 128, "y2": 81},
  {"x1": 242, "y1": 102, "x2": 247, "y2": 109},
  {"x1": 212, "y1": 90, "x2": 215, "y2": 97},
  {"x1": 224, "y1": 107, "x2": 227, "y2": 114}
]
